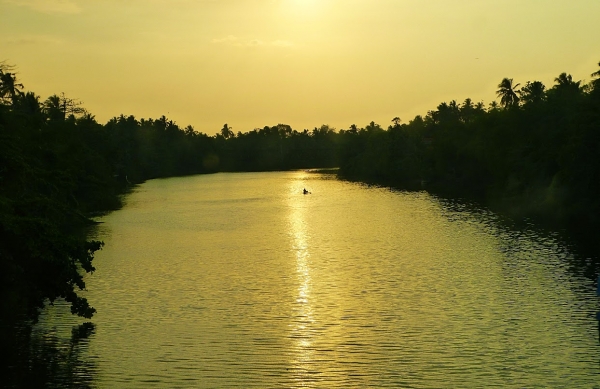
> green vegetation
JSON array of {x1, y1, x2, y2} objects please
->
[
  {"x1": 0, "y1": 62, "x2": 339, "y2": 322},
  {"x1": 337, "y1": 63, "x2": 600, "y2": 237},
  {"x1": 1, "y1": 60, "x2": 599, "y2": 322}
]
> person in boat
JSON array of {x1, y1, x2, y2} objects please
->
[{"x1": 303, "y1": 188, "x2": 309, "y2": 194}]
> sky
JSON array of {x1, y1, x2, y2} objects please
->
[{"x1": 1, "y1": 0, "x2": 599, "y2": 135}]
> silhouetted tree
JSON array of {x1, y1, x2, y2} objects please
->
[
  {"x1": 496, "y1": 78, "x2": 520, "y2": 108},
  {"x1": 488, "y1": 101, "x2": 499, "y2": 112},
  {"x1": 42, "y1": 93, "x2": 85, "y2": 121},
  {"x1": 519, "y1": 81, "x2": 546, "y2": 105},
  {"x1": 4, "y1": 59, "x2": 600, "y2": 324},
  {"x1": 220, "y1": 123, "x2": 234, "y2": 139},
  {"x1": 0, "y1": 64, "x2": 23, "y2": 105},
  {"x1": 553, "y1": 72, "x2": 580, "y2": 91},
  {"x1": 43, "y1": 94, "x2": 65, "y2": 121},
  {"x1": 337, "y1": 62, "x2": 600, "y2": 238}
]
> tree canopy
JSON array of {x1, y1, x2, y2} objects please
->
[
  {"x1": 2, "y1": 60, "x2": 600, "y2": 321},
  {"x1": 337, "y1": 64, "x2": 600, "y2": 249}
]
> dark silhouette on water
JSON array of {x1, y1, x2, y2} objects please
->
[{"x1": 1, "y1": 321, "x2": 97, "y2": 388}]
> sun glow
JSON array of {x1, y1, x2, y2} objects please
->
[
  {"x1": 3, "y1": 0, "x2": 599, "y2": 134},
  {"x1": 282, "y1": 0, "x2": 323, "y2": 17},
  {"x1": 286, "y1": 0, "x2": 320, "y2": 8}
]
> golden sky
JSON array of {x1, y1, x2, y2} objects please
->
[{"x1": 1, "y1": 0, "x2": 599, "y2": 134}]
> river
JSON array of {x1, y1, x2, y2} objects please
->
[{"x1": 7, "y1": 171, "x2": 600, "y2": 388}]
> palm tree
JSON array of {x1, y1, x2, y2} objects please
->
[
  {"x1": 43, "y1": 94, "x2": 65, "y2": 120},
  {"x1": 551, "y1": 73, "x2": 581, "y2": 100},
  {"x1": 0, "y1": 70, "x2": 24, "y2": 105},
  {"x1": 16, "y1": 91, "x2": 43, "y2": 117},
  {"x1": 496, "y1": 78, "x2": 520, "y2": 108},
  {"x1": 519, "y1": 81, "x2": 546, "y2": 105},
  {"x1": 554, "y1": 72, "x2": 580, "y2": 89},
  {"x1": 43, "y1": 93, "x2": 85, "y2": 120},
  {"x1": 460, "y1": 98, "x2": 483, "y2": 123},
  {"x1": 220, "y1": 123, "x2": 234, "y2": 139}
]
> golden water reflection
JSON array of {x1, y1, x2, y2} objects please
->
[
  {"x1": 22, "y1": 172, "x2": 600, "y2": 388},
  {"x1": 288, "y1": 173, "x2": 316, "y2": 384}
]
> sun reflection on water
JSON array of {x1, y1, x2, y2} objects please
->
[
  {"x1": 288, "y1": 173, "x2": 315, "y2": 383},
  {"x1": 25, "y1": 172, "x2": 600, "y2": 388}
]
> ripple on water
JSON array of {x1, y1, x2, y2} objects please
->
[{"x1": 23, "y1": 172, "x2": 600, "y2": 388}]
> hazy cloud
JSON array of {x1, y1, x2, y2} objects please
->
[
  {"x1": 4, "y1": 34, "x2": 65, "y2": 45},
  {"x1": 4, "y1": 0, "x2": 82, "y2": 14},
  {"x1": 212, "y1": 35, "x2": 293, "y2": 48}
]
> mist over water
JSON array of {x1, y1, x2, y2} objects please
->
[{"x1": 18, "y1": 171, "x2": 600, "y2": 388}]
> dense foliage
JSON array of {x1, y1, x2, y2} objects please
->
[
  {"x1": 337, "y1": 65, "x2": 600, "y2": 237},
  {"x1": 1, "y1": 60, "x2": 599, "y2": 322},
  {"x1": 0, "y1": 62, "x2": 339, "y2": 322}
]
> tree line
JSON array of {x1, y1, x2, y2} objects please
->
[
  {"x1": 336, "y1": 64, "x2": 600, "y2": 238},
  {"x1": 0, "y1": 62, "x2": 340, "y2": 323},
  {"x1": 1, "y1": 60, "x2": 599, "y2": 322}
]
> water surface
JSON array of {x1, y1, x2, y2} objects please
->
[{"x1": 25, "y1": 171, "x2": 600, "y2": 387}]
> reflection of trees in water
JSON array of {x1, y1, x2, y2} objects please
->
[
  {"x1": 1, "y1": 321, "x2": 97, "y2": 388},
  {"x1": 437, "y1": 195, "x2": 600, "y2": 280}
]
